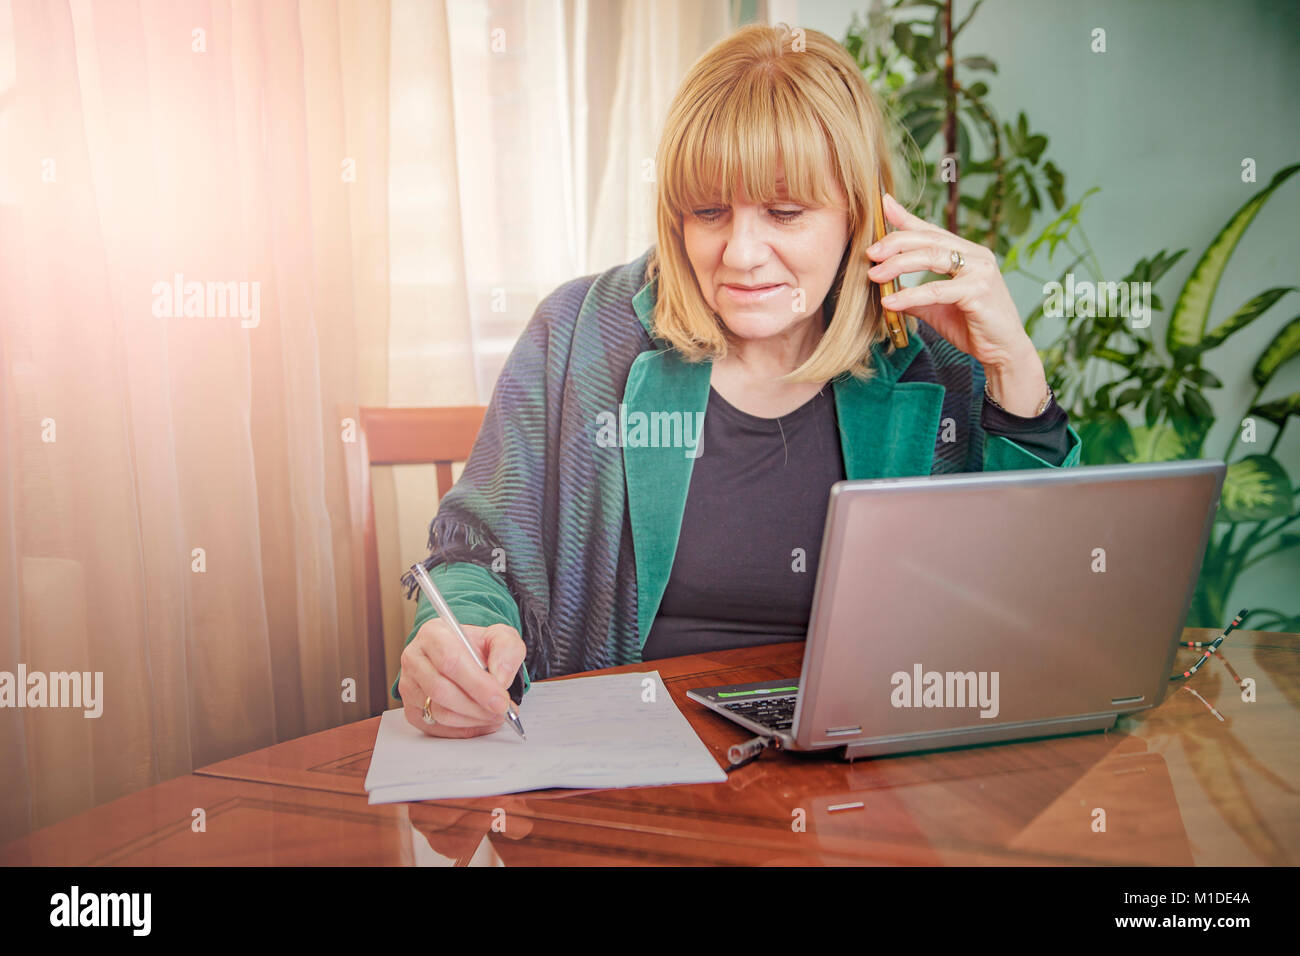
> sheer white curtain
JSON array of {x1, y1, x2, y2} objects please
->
[
  {"x1": 379, "y1": 0, "x2": 738, "y2": 665},
  {"x1": 0, "y1": 0, "x2": 389, "y2": 843},
  {"x1": 588, "y1": 0, "x2": 734, "y2": 271}
]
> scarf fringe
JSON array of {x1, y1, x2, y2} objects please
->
[{"x1": 400, "y1": 511, "x2": 555, "y2": 681}]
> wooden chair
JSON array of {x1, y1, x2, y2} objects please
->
[{"x1": 349, "y1": 406, "x2": 487, "y2": 713}]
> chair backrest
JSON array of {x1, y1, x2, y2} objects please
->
[{"x1": 350, "y1": 406, "x2": 487, "y2": 713}]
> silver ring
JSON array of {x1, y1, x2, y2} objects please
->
[
  {"x1": 421, "y1": 696, "x2": 436, "y2": 725},
  {"x1": 949, "y1": 249, "x2": 965, "y2": 276}
]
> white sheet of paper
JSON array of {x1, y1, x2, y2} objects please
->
[{"x1": 364, "y1": 671, "x2": 727, "y2": 804}]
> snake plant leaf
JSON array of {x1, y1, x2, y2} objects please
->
[
  {"x1": 1195, "y1": 287, "x2": 1295, "y2": 354},
  {"x1": 1253, "y1": 314, "x2": 1300, "y2": 387},
  {"x1": 1218, "y1": 454, "x2": 1294, "y2": 523},
  {"x1": 1249, "y1": 391, "x2": 1300, "y2": 427},
  {"x1": 1168, "y1": 163, "x2": 1300, "y2": 354}
]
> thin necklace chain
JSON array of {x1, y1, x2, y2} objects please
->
[{"x1": 773, "y1": 383, "x2": 828, "y2": 466}]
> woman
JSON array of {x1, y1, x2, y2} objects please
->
[{"x1": 394, "y1": 23, "x2": 1081, "y2": 737}]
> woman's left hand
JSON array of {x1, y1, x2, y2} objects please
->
[{"x1": 866, "y1": 192, "x2": 1050, "y2": 416}]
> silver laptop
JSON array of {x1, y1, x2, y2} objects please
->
[{"x1": 688, "y1": 459, "x2": 1226, "y2": 760}]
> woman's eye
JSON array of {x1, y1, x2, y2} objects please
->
[{"x1": 689, "y1": 206, "x2": 803, "y2": 223}]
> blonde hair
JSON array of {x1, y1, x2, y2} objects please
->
[{"x1": 648, "y1": 23, "x2": 914, "y2": 383}]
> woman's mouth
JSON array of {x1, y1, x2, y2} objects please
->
[{"x1": 720, "y1": 282, "x2": 786, "y2": 303}]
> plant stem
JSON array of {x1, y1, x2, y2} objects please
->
[
  {"x1": 1008, "y1": 265, "x2": 1054, "y2": 284},
  {"x1": 1224, "y1": 517, "x2": 1287, "y2": 604},
  {"x1": 1255, "y1": 510, "x2": 1300, "y2": 541},
  {"x1": 1072, "y1": 222, "x2": 1106, "y2": 279},
  {"x1": 1239, "y1": 537, "x2": 1300, "y2": 572},
  {"x1": 1244, "y1": 608, "x2": 1289, "y2": 628},
  {"x1": 942, "y1": 0, "x2": 958, "y2": 232},
  {"x1": 1214, "y1": 524, "x2": 1238, "y2": 568},
  {"x1": 1266, "y1": 422, "x2": 1285, "y2": 456}
]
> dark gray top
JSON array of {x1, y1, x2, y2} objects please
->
[{"x1": 640, "y1": 381, "x2": 1071, "y2": 661}]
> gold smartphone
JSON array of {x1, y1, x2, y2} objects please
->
[{"x1": 874, "y1": 179, "x2": 909, "y2": 348}]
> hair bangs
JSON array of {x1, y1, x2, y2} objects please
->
[{"x1": 663, "y1": 73, "x2": 840, "y2": 221}]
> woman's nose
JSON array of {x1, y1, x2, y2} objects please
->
[{"x1": 720, "y1": 207, "x2": 769, "y2": 270}]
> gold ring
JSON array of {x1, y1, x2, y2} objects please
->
[
  {"x1": 949, "y1": 249, "x2": 965, "y2": 276},
  {"x1": 421, "y1": 696, "x2": 436, "y2": 725}
]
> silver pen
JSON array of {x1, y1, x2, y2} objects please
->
[{"x1": 409, "y1": 562, "x2": 527, "y2": 740}]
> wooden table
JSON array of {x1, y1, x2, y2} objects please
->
[{"x1": 3, "y1": 630, "x2": 1297, "y2": 865}]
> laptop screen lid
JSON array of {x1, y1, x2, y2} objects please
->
[{"x1": 790, "y1": 459, "x2": 1225, "y2": 753}]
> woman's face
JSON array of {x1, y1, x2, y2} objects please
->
[{"x1": 682, "y1": 158, "x2": 850, "y2": 345}]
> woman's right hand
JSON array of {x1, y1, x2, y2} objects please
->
[{"x1": 399, "y1": 618, "x2": 526, "y2": 738}]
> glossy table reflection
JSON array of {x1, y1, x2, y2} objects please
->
[{"x1": 3, "y1": 629, "x2": 1298, "y2": 865}]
